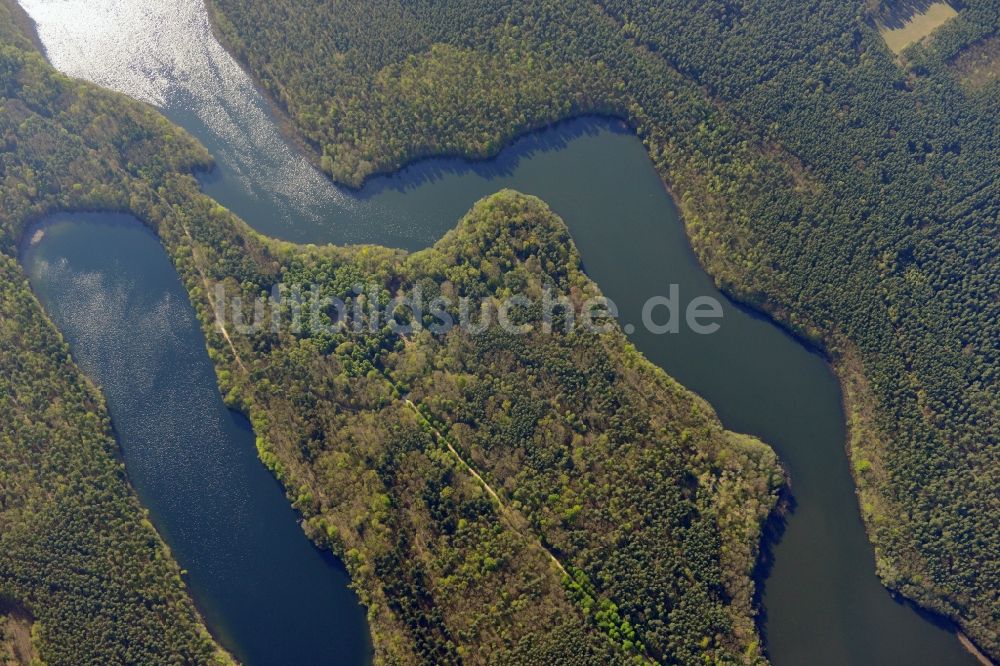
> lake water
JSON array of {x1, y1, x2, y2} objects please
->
[
  {"x1": 17, "y1": 0, "x2": 976, "y2": 664},
  {"x1": 21, "y1": 215, "x2": 373, "y2": 665}
]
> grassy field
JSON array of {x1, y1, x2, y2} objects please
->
[
  {"x1": 0, "y1": 609, "x2": 35, "y2": 666},
  {"x1": 879, "y1": 2, "x2": 958, "y2": 54},
  {"x1": 951, "y1": 36, "x2": 1000, "y2": 88}
]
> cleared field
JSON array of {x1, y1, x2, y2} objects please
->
[
  {"x1": 879, "y1": 2, "x2": 958, "y2": 55},
  {"x1": 951, "y1": 36, "x2": 1000, "y2": 89},
  {"x1": 0, "y1": 610, "x2": 36, "y2": 666}
]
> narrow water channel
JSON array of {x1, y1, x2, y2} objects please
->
[
  {"x1": 17, "y1": 1, "x2": 977, "y2": 664},
  {"x1": 20, "y1": 215, "x2": 373, "y2": 665}
]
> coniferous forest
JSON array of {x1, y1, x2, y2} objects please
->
[
  {"x1": 207, "y1": 0, "x2": 1000, "y2": 657},
  {"x1": 0, "y1": 0, "x2": 996, "y2": 662},
  {"x1": 0, "y1": 0, "x2": 781, "y2": 662},
  {"x1": 0, "y1": 1, "x2": 227, "y2": 663}
]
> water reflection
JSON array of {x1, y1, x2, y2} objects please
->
[
  {"x1": 19, "y1": 0, "x2": 631, "y2": 247},
  {"x1": 21, "y1": 0, "x2": 358, "y2": 231},
  {"x1": 22, "y1": 214, "x2": 373, "y2": 665},
  {"x1": 16, "y1": 1, "x2": 977, "y2": 664}
]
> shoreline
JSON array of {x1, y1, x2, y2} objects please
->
[
  {"x1": 194, "y1": 5, "x2": 990, "y2": 659},
  {"x1": 26, "y1": 3, "x2": 991, "y2": 662},
  {"x1": 959, "y1": 632, "x2": 997, "y2": 666},
  {"x1": 200, "y1": 1, "x2": 626, "y2": 192},
  {"x1": 2, "y1": 0, "x2": 44, "y2": 53}
]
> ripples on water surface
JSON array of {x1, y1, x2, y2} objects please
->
[
  {"x1": 22, "y1": 215, "x2": 373, "y2": 665},
  {"x1": 21, "y1": 0, "x2": 367, "y2": 236},
  {"x1": 17, "y1": 1, "x2": 978, "y2": 665},
  {"x1": 19, "y1": 0, "x2": 626, "y2": 248}
]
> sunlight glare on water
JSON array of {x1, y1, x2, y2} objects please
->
[
  {"x1": 15, "y1": 2, "x2": 979, "y2": 663},
  {"x1": 19, "y1": 0, "x2": 356, "y2": 225}
]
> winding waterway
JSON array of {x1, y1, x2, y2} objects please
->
[
  {"x1": 17, "y1": 0, "x2": 977, "y2": 664},
  {"x1": 21, "y1": 215, "x2": 373, "y2": 665}
]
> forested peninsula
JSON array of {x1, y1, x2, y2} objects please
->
[
  {"x1": 0, "y1": 2, "x2": 784, "y2": 663},
  {"x1": 207, "y1": 0, "x2": 1000, "y2": 657}
]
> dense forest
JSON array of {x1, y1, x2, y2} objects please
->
[
  {"x1": 0, "y1": 1, "x2": 787, "y2": 663},
  {"x1": 0, "y1": 2, "x2": 229, "y2": 663},
  {"x1": 200, "y1": 190, "x2": 783, "y2": 664},
  {"x1": 207, "y1": 0, "x2": 999, "y2": 658},
  {"x1": 159, "y1": 179, "x2": 786, "y2": 663}
]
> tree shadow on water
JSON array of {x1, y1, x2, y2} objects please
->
[
  {"x1": 353, "y1": 115, "x2": 631, "y2": 199},
  {"x1": 752, "y1": 485, "x2": 796, "y2": 658}
]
